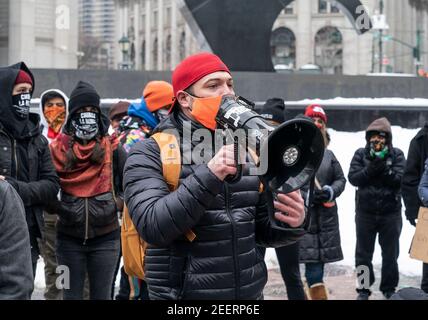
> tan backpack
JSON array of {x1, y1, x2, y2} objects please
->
[{"x1": 121, "y1": 132, "x2": 196, "y2": 279}]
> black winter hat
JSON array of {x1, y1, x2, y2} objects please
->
[
  {"x1": 68, "y1": 81, "x2": 100, "y2": 116},
  {"x1": 255, "y1": 98, "x2": 286, "y2": 124},
  {"x1": 64, "y1": 81, "x2": 110, "y2": 136}
]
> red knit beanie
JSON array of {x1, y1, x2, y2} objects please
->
[
  {"x1": 172, "y1": 52, "x2": 231, "y2": 98},
  {"x1": 305, "y1": 104, "x2": 327, "y2": 124},
  {"x1": 15, "y1": 70, "x2": 33, "y2": 86}
]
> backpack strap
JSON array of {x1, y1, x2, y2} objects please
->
[{"x1": 151, "y1": 132, "x2": 196, "y2": 242}]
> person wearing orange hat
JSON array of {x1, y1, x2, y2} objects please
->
[
  {"x1": 301, "y1": 104, "x2": 346, "y2": 300},
  {"x1": 0, "y1": 62, "x2": 60, "y2": 288},
  {"x1": 123, "y1": 52, "x2": 306, "y2": 300},
  {"x1": 112, "y1": 80, "x2": 174, "y2": 300}
]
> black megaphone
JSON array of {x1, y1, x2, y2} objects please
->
[{"x1": 215, "y1": 95, "x2": 325, "y2": 230}]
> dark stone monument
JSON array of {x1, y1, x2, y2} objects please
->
[{"x1": 180, "y1": 0, "x2": 371, "y2": 71}]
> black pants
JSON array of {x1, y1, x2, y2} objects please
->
[
  {"x1": 56, "y1": 233, "x2": 120, "y2": 300},
  {"x1": 422, "y1": 263, "x2": 428, "y2": 293},
  {"x1": 260, "y1": 243, "x2": 305, "y2": 300},
  {"x1": 275, "y1": 242, "x2": 306, "y2": 300},
  {"x1": 355, "y1": 213, "x2": 402, "y2": 294}
]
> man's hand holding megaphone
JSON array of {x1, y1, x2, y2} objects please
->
[{"x1": 207, "y1": 144, "x2": 306, "y2": 228}]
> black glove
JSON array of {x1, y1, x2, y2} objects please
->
[
  {"x1": 313, "y1": 189, "x2": 330, "y2": 204},
  {"x1": 367, "y1": 157, "x2": 386, "y2": 176},
  {"x1": 408, "y1": 218, "x2": 417, "y2": 227}
]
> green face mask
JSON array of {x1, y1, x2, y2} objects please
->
[{"x1": 370, "y1": 145, "x2": 389, "y2": 159}]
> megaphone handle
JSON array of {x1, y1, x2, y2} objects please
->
[
  {"x1": 224, "y1": 136, "x2": 242, "y2": 184},
  {"x1": 264, "y1": 183, "x2": 306, "y2": 232}
]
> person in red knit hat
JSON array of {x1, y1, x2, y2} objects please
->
[
  {"x1": 301, "y1": 103, "x2": 346, "y2": 300},
  {"x1": 123, "y1": 52, "x2": 306, "y2": 300}
]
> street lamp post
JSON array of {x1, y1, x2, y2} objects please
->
[{"x1": 118, "y1": 35, "x2": 131, "y2": 70}]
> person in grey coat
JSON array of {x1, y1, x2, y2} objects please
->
[
  {"x1": 300, "y1": 105, "x2": 346, "y2": 300},
  {"x1": 0, "y1": 179, "x2": 33, "y2": 299}
]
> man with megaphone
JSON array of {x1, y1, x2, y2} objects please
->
[{"x1": 123, "y1": 53, "x2": 323, "y2": 300}]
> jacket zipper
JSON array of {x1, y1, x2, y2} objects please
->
[
  {"x1": 83, "y1": 198, "x2": 89, "y2": 245},
  {"x1": 224, "y1": 183, "x2": 240, "y2": 299},
  {"x1": 13, "y1": 139, "x2": 18, "y2": 178}
]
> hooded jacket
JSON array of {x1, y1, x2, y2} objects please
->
[
  {"x1": 0, "y1": 62, "x2": 60, "y2": 238},
  {"x1": 38, "y1": 89, "x2": 69, "y2": 143},
  {"x1": 0, "y1": 180, "x2": 34, "y2": 299},
  {"x1": 128, "y1": 98, "x2": 159, "y2": 129},
  {"x1": 123, "y1": 109, "x2": 304, "y2": 300},
  {"x1": 348, "y1": 118, "x2": 406, "y2": 216},
  {"x1": 402, "y1": 124, "x2": 428, "y2": 221}
]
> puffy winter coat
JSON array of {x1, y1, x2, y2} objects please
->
[
  {"x1": 299, "y1": 149, "x2": 346, "y2": 263},
  {"x1": 123, "y1": 111, "x2": 304, "y2": 300},
  {"x1": 348, "y1": 118, "x2": 406, "y2": 216}
]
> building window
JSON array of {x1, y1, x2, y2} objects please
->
[
  {"x1": 179, "y1": 31, "x2": 186, "y2": 61},
  {"x1": 165, "y1": 34, "x2": 171, "y2": 69},
  {"x1": 153, "y1": 10, "x2": 158, "y2": 28},
  {"x1": 130, "y1": 42, "x2": 136, "y2": 65},
  {"x1": 283, "y1": 3, "x2": 294, "y2": 14},
  {"x1": 314, "y1": 26, "x2": 343, "y2": 74},
  {"x1": 153, "y1": 38, "x2": 158, "y2": 70},
  {"x1": 318, "y1": 0, "x2": 328, "y2": 13},
  {"x1": 331, "y1": 4, "x2": 340, "y2": 13},
  {"x1": 271, "y1": 27, "x2": 296, "y2": 69},
  {"x1": 141, "y1": 14, "x2": 145, "y2": 28},
  {"x1": 166, "y1": 7, "x2": 171, "y2": 26},
  {"x1": 141, "y1": 40, "x2": 145, "y2": 69}
]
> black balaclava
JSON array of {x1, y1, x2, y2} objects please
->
[
  {"x1": 64, "y1": 81, "x2": 110, "y2": 139},
  {"x1": 0, "y1": 62, "x2": 35, "y2": 139}
]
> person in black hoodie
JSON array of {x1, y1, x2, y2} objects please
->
[
  {"x1": 0, "y1": 62, "x2": 60, "y2": 279},
  {"x1": 348, "y1": 117, "x2": 406, "y2": 300},
  {"x1": 402, "y1": 124, "x2": 428, "y2": 294},
  {"x1": 48, "y1": 81, "x2": 126, "y2": 300}
]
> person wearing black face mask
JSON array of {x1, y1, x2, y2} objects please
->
[
  {"x1": 0, "y1": 62, "x2": 60, "y2": 287},
  {"x1": 47, "y1": 81, "x2": 127, "y2": 300}
]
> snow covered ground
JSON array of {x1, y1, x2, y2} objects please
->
[
  {"x1": 265, "y1": 126, "x2": 423, "y2": 277},
  {"x1": 34, "y1": 126, "x2": 424, "y2": 291}
]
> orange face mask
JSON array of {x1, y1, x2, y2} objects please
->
[
  {"x1": 44, "y1": 106, "x2": 66, "y2": 133},
  {"x1": 190, "y1": 95, "x2": 223, "y2": 130}
]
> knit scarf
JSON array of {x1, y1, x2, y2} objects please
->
[{"x1": 50, "y1": 134, "x2": 118, "y2": 197}]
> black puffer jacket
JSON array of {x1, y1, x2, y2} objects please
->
[
  {"x1": 348, "y1": 118, "x2": 406, "y2": 216},
  {"x1": 0, "y1": 62, "x2": 60, "y2": 238},
  {"x1": 123, "y1": 111, "x2": 304, "y2": 300},
  {"x1": 402, "y1": 125, "x2": 428, "y2": 221},
  {"x1": 299, "y1": 149, "x2": 346, "y2": 263}
]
